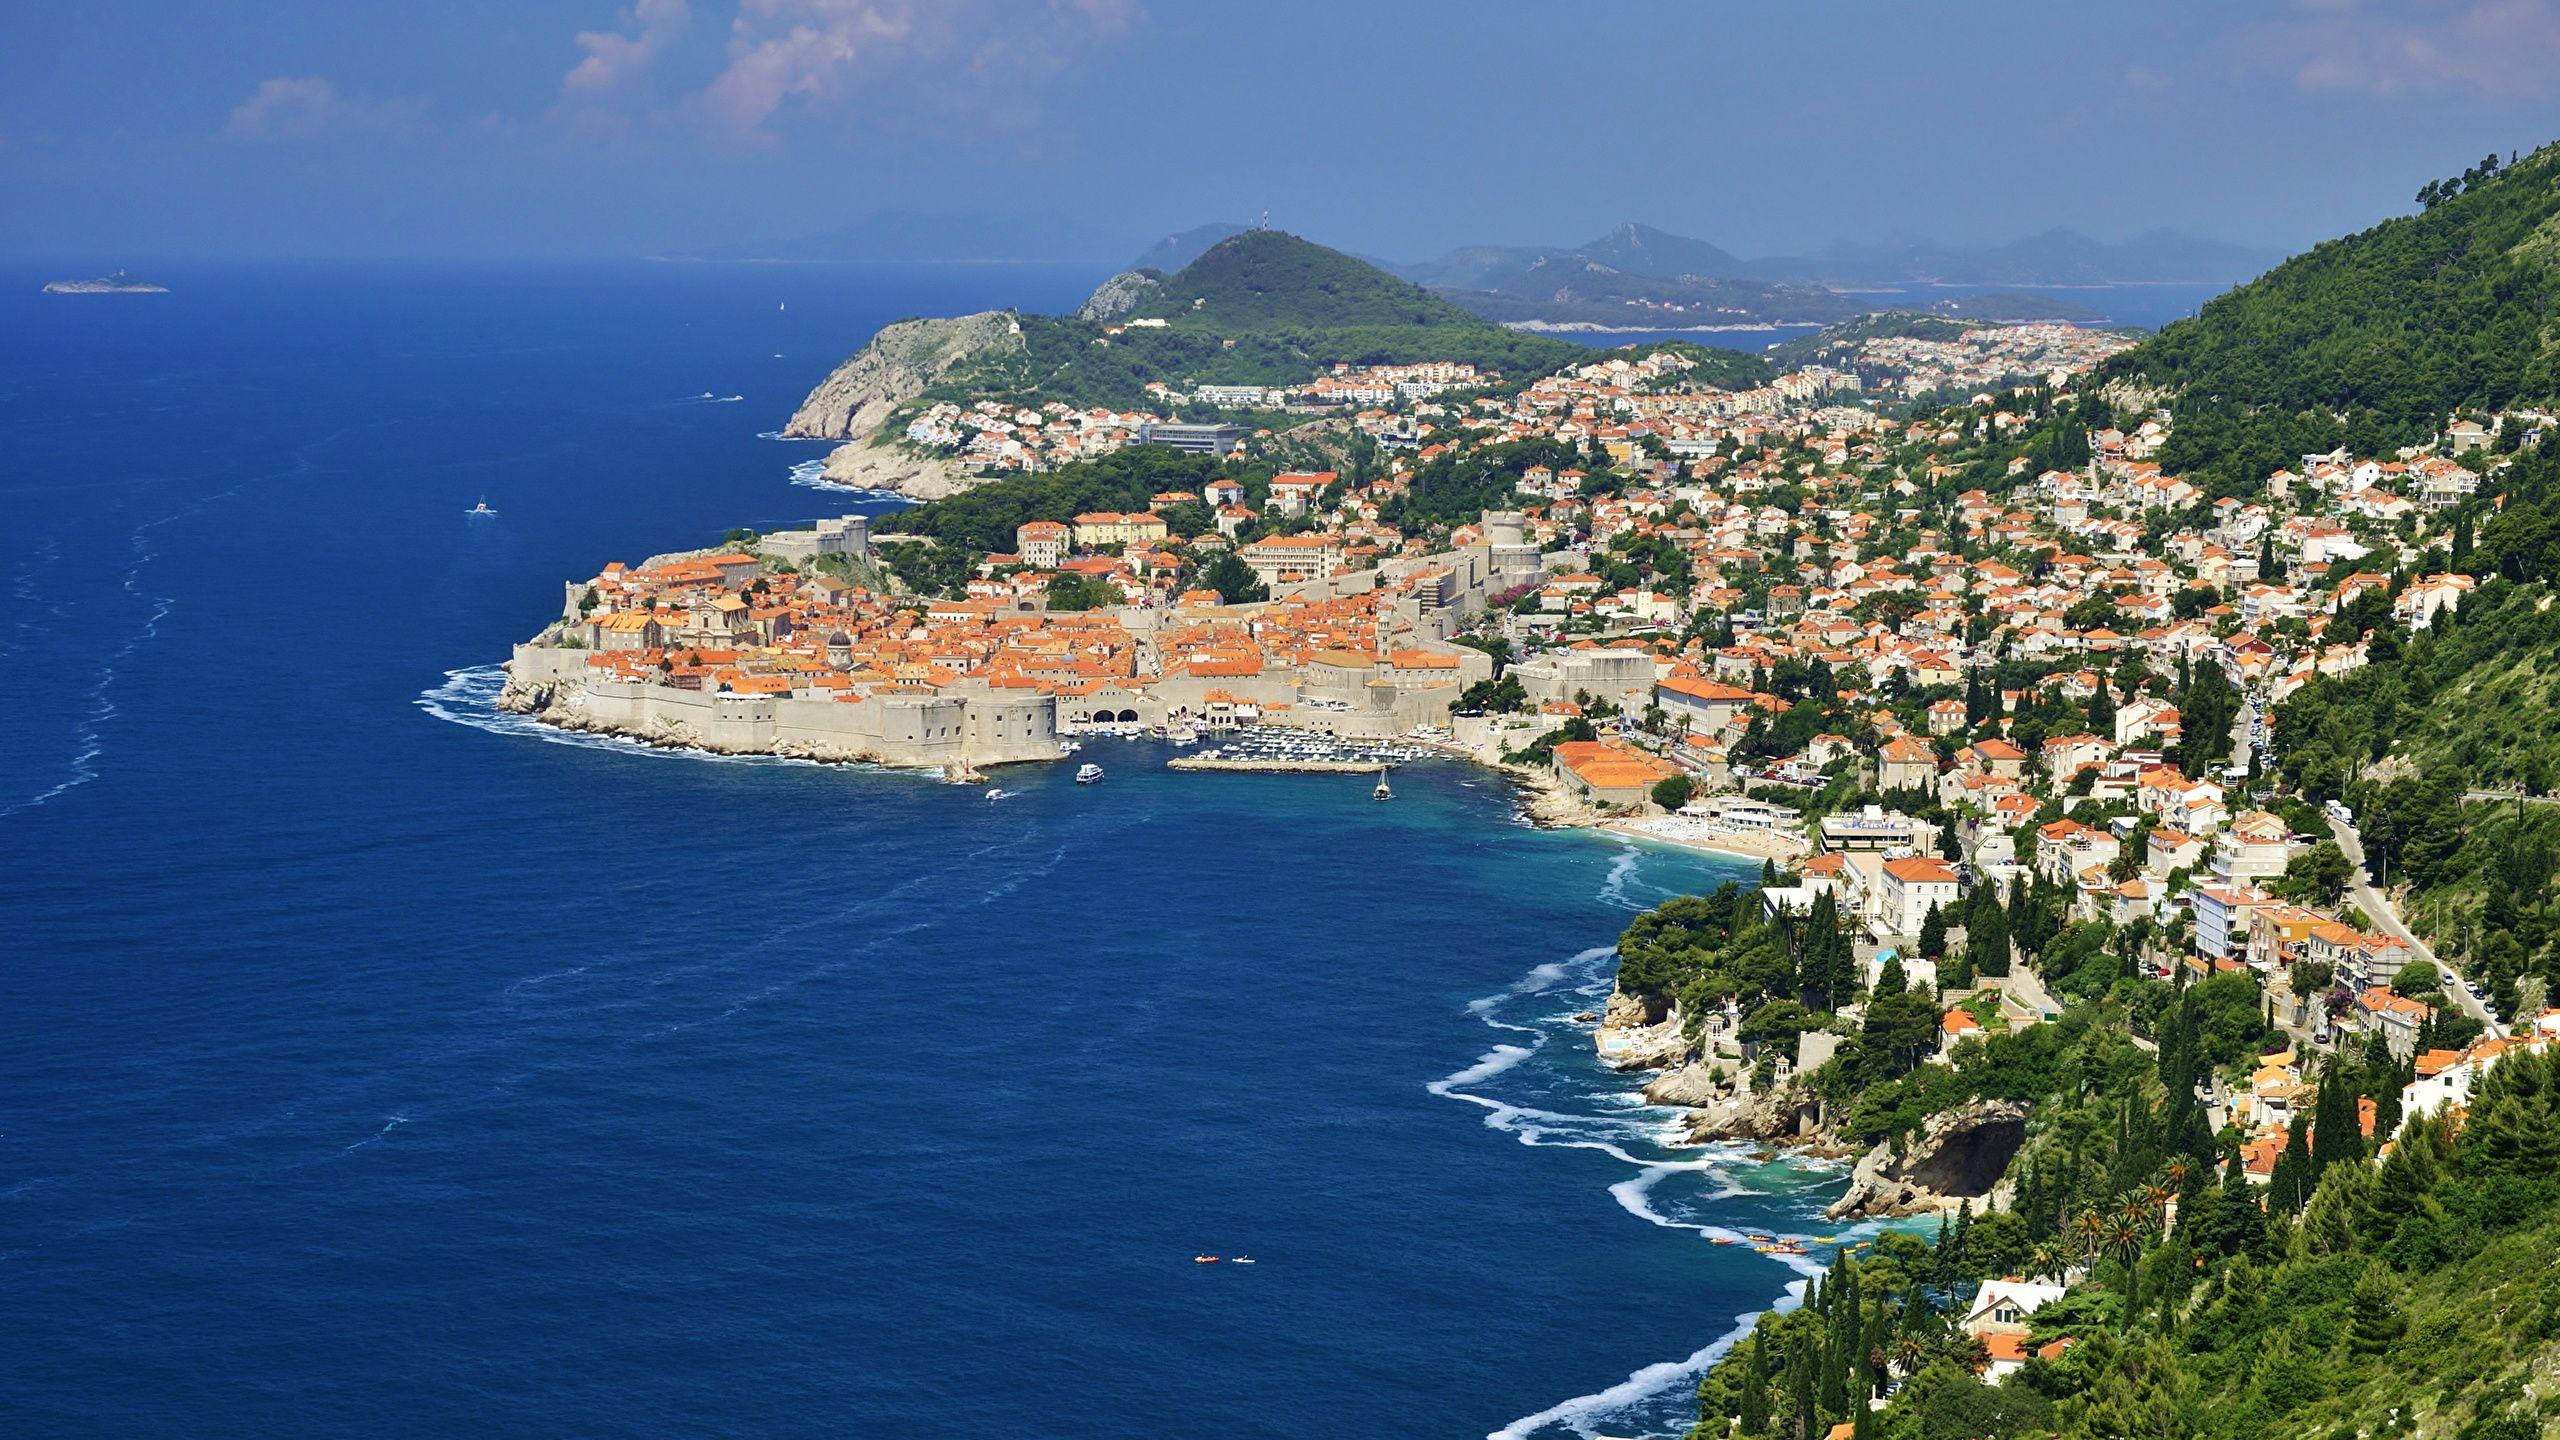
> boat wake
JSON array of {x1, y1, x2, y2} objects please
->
[
  {"x1": 1, "y1": 465, "x2": 283, "y2": 821},
  {"x1": 1434, "y1": 857, "x2": 1838, "y2": 1439}
]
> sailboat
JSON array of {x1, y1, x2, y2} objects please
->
[
  {"x1": 466, "y1": 497, "x2": 497, "y2": 517},
  {"x1": 1373, "y1": 766, "x2": 1393, "y2": 801}
]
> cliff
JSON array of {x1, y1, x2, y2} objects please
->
[
  {"x1": 1594, "y1": 984, "x2": 1689, "y2": 1071},
  {"x1": 1823, "y1": 1097, "x2": 2028, "y2": 1220},
  {"x1": 1075, "y1": 270, "x2": 1160, "y2": 322},
  {"x1": 782, "y1": 312, "x2": 1027, "y2": 441}
]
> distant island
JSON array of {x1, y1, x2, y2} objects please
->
[{"x1": 43, "y1": 270, "x2": 168, "y2": 295}]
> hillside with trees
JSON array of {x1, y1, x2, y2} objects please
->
[{"x1": 2101, "y1": 142, "x2": 2560, "y2": 493}]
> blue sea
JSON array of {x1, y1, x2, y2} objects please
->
[{"x1": 0, "y1": 261, "x2": 1853, "y2": 1439}]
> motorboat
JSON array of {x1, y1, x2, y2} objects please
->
[
  {"x1": 1077, "y1": 763, "x2": 1104, "y2": 784},
  {"x1": 1193, "y1": 1254, "x2": 1220, "y2": 1264},
  {"x1": 1230, "y1": 1257, "x2": 1254, "y2": 1265}
]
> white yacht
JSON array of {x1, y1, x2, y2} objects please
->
[{"x1": 1077, "y1": 763, "x2": 1104, "y2": 784}]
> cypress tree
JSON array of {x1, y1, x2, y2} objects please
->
[
  {"x1": 1918, "y1": 903, "x2": 1947, "y2": 960},
  {"x1": 1788, "y1": 1328, "x2": 1818, "y2": 1440},
  {"x1": 2311, "y1": 1069, "x2": 2361, "y2": 1174},
  {"x1": 2269, "y1": 1111, "x2": 2315, "y2": 1213},
  {"x1": 1738, "y1": 1332, "x2": 1770, "y2": 1435}
]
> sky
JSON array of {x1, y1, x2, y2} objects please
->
[{"x1": 4, "y1": 0, "x2": 2559, "y2": 264}]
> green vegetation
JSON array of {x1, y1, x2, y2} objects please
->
[
  {"x1": 871, "y1": 538, "x2": 971, "y2": 597},
  {"x1": 898, "y1": 231, "x2": 1585, "y2": 417},
  {"x1": 877, "y1": 447, "x2": 1234, "y2": 557},
  {"x1": 1766, "y1": 313, "x2": 1976, "y2": 369},
  {"x1": 2103, "y1": 140, "x2": 2560, "y2": 493},
  {"x1": 1200, "y1": 551, "x2": 1267, "y2": 605},
  {"x1": 1691, "y1": 979, "x2": 2560, "y2": 1440},
  {"x1": 1043, "y1": 573, "x2": 1120, "y2": 611},
  {"x1": 1130, "y1": 229, "x2": 1487, "y2": 330},
  {"x1": 1612, "y1": 340, "x2": 1777, "y2": 393}
]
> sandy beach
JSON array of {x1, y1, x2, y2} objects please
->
[{"x1": 1601, "y1": 813, "x2": 1811, "y2": 865}]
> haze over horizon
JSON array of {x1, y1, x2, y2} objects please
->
[{"x1": 5, "y1": 1, "x2": 2559, "y2": 263}]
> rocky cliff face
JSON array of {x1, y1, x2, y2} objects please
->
[
  {"x1": 1595, "y1": 985, "x2": 1689, "y2": 1071},
  {"x1": 1075, "y1": 271, "x2": 1160, "y2": 322},
  {"x1": 782, "y1": 312, "x2": 1026, "y2": 441},
  {"x1": 1657, "y1": 1067, "x2": 1829, "y2": 1145},
  {"x1": 1824, "y1": 1098, "x2": 2029, "y2": 1221}
]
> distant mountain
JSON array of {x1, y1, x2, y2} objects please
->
[
  {"x1": 1576, "y1": 222, "x2": 1746, "y2": 281},
  {"x1": 2103, "y1": 140, "x2": 2560, "y2": 489},
  {"x1": 1133, "y1": 229, "x2": 1494, "y2": 330},
  {"x1": 1388, "y1": 221, "x2": 2282, "y2": 328},
  {"x1": 668, "y1": 210, "x2": 1126, "y2": 264},
  {"x1": 1746, "y1": 228, "x2": 2284, "y2": 287},
  {"x1": 1128, "y1": 223, "x2": 1252, "y2": 274}
]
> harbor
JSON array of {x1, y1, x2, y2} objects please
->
[{"x1": 1163, "y1": 729, "x2": 1444, "y2": 775}]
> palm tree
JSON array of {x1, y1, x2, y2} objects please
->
[{"x1": 2105, "y1": 1211, "x2": 2145, "y2": 1330}]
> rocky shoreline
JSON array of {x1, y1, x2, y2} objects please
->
[{"x1": 1585, "y1": 975, "x2": 2027, "y2": 1222}]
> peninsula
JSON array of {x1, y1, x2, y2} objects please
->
[{"x1": 42, "y1": 270, "x2": 168, "y2": 294}]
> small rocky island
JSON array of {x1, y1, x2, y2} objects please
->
[{"x1": 43, "y1": 270, "x2": 169, "y2": 295}]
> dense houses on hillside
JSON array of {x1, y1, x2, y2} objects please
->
[{"x1": 522, "y1": 316, "x2": 2540, "y2": 1093}]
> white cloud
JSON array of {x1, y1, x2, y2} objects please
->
[
  {"x1": 563, "y1": 0, "x2": 692, "y2": 98},
  {"x1": 220, "y1": 77, "x2": 425, "y2": 141},
  {"x1": 680, "y1": 0, "x2": 1138, "y2": 144},
  {"x1": 2253, "y1": 0, "x2": 2560, "y2": 97}
]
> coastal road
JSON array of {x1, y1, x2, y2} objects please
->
[{"x1": 2326, "y1": 814, "x2": 2506, "y2": 1038}]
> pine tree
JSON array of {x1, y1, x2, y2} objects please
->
[{"x1": 2345, "y1": 1261, "x2": 2405, "y2": 1355}]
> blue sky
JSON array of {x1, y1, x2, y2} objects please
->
[{"x1": 4, "y1": 0, "x2": 2558, "y2": 262}]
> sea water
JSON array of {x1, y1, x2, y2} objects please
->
[{"x1": 0, "y1": 261, "x2": 1853, "y2": 1438}]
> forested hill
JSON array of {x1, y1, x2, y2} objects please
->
[
  {"x1": 795, "y1": 230, "x2": 1589, "y2": 432},
  {"x1": 1125, "y1": 229, "x2": 1489, "y2": 330},
  {"x1": 2102, "y1": 141, "x2": 2560, "y2": 492}
]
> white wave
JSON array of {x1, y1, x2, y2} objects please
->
[
  {"x1": 1436, "y1": 880, "x2": 1838, "y2": 1438},
  {"x1": 785, "y1": 455, "x2": 908, "y2": 500},
  {"x1": 1466, "y1": 950, "x2": 1600, "y2": 1015},
  {"x1": 417, "y1": 665, "x2": 839, "y2": 770},
  {"x1": 1487, "y1": 1278, "x2": 1809, "y2": 1440},
  {"x1": 1595, "y1": 843, "x2": 1645, "y2": 910},
  {"x1": 1435, "y1": 1044, "x2": 1535, "y2": 1090}
]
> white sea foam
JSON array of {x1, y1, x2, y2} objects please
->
[
  {"x1": 1487, "y1": 1278, "x2": 1810, "y2": 1440},
  {"x1": 785, "y1": 454, "x2": 907, "y2": 500},
  {"x1": 1594, "y1": 843, "x2": 1647, "y2": 910},
  {"x1": 1432, "y1": 867, "x2": 1835, "y2": 1438},
  {"x1": 416, "y1": 665, "x2": 836, "y2": 769}
]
